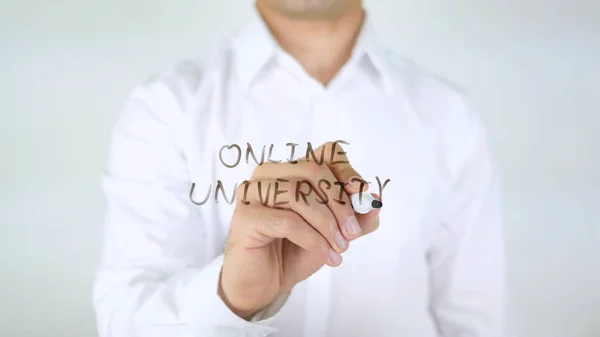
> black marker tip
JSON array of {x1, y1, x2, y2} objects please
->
[{"x1": 371, "y1": 200, "x2": 383, "y2": 209}]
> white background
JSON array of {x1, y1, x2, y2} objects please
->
[{"x1": 1, "y1": 1, "x2": 599, "y2": 336}]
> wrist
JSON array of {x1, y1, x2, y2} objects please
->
[{"x1": 218, "y1": 271, "x2": 263, "y2": 320}]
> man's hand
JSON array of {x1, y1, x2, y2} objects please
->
[{"x1": 219, "y1": 142, "x2": 381, "y2": 319}]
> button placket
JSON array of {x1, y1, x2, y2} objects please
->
[
  {"x1": 311, "y1": 91, "x2": 336, "y2": 143},
  {"x1": 303, "y1": 89, "x2": 335, "y2": 337}
]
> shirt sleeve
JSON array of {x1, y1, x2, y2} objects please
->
[
  {"x1": 426, "y1": 97, "x2": 509, "y2": 337},
  {"x1": 93, "y1": 75, "x2": 287, "y2": 337}
]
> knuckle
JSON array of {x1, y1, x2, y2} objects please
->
[
  {"x1": 304, "y1": 160, "x2": 324, "y2": 175},
  {"x1": 254, "y1": 209, "x2": 278, "y2": 231},
  {"x1": 251, "y1": 164, "x2": 264, "y2": 177},
  {"x1": 266, "y1": 213, "x2": 283, "y2": 231},
  {"x1": 251, "y1": 162, "x2": 273, "y2": 178},
  {"x1": 340, "y1": 167, "x2": 358, "y2": 180},
  {"x1": 277, "y1": 211, "x2": 302, "y2": 233},
  {"x1": 276, "y1": 213, "x2": 292, "y2": 231},
  {"x1": 235, "y1": 181, "x2": 249, "y2": 196}
]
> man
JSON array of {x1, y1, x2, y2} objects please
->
[{"x1": 93, "y1": 0, "x2": 507, "y2": 336}]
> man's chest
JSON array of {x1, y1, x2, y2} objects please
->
[{"x1": 186, "y1": 85, "x2": 439, "y2": 254}]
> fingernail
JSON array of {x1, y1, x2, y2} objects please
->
[
  {"x1": 334, "y1": 231, "x2": 349, "y2": 251},
  {"x1": 328, "y1": 249, "x2": 342, "y2": 265},
  {"x1": 345, "y1": 216, "x2": 361, "y2": 236}
]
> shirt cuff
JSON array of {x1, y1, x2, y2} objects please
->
[
  {"x1": 180, "y1": 254, "x2": 288, "y2": 336},
  {"x1": 251, "y1": 291, "x2": 290, "y2": 322}
]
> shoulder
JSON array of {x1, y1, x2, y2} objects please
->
[
  {"x1": 381, "y1": 47, "x2": 477, "y2": 128},
  {"x1": 380, "y1": 47, "x2": 491, "y2": 172},
  {"x1": 120, "y1": 39, "x2": 238, "y2": 121},
  {"x1": 135, "y1": 47, "x2": 226, "y2": 106}
]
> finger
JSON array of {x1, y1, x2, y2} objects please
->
[
  {"x1": 305, "y1": 142, "x2": 367, "y2": 240},
  {"x1": 250, "y1": 163, "x2": 361, "y2": 240},
  {"x1": 310, "y1": 141, "x2": 369, "y2": 194},
  {"x1": 251, "y1": 161, "x2": 343, "y2": 206},
  {"x1": 241, "y1": 179, "x2": 349, "y2": 253},
  {"x1": 250, "y1": 206, "x2": 343, "y2": 267}
]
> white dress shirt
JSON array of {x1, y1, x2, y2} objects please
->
[{"x1": 93, "y1": 8, "x2": 507, "y2": 337}]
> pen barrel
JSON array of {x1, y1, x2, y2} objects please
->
[{"x1": 350, "y1": 193, "x2": 375, "y2": 214}]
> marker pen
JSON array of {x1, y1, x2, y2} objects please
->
[{"x1": 350, "y1": 193, "x2": 382, "y2": 214}]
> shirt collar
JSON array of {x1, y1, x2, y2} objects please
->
[{"x1": 231, "y1": 7, "x2": 394, "y2": 92}]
